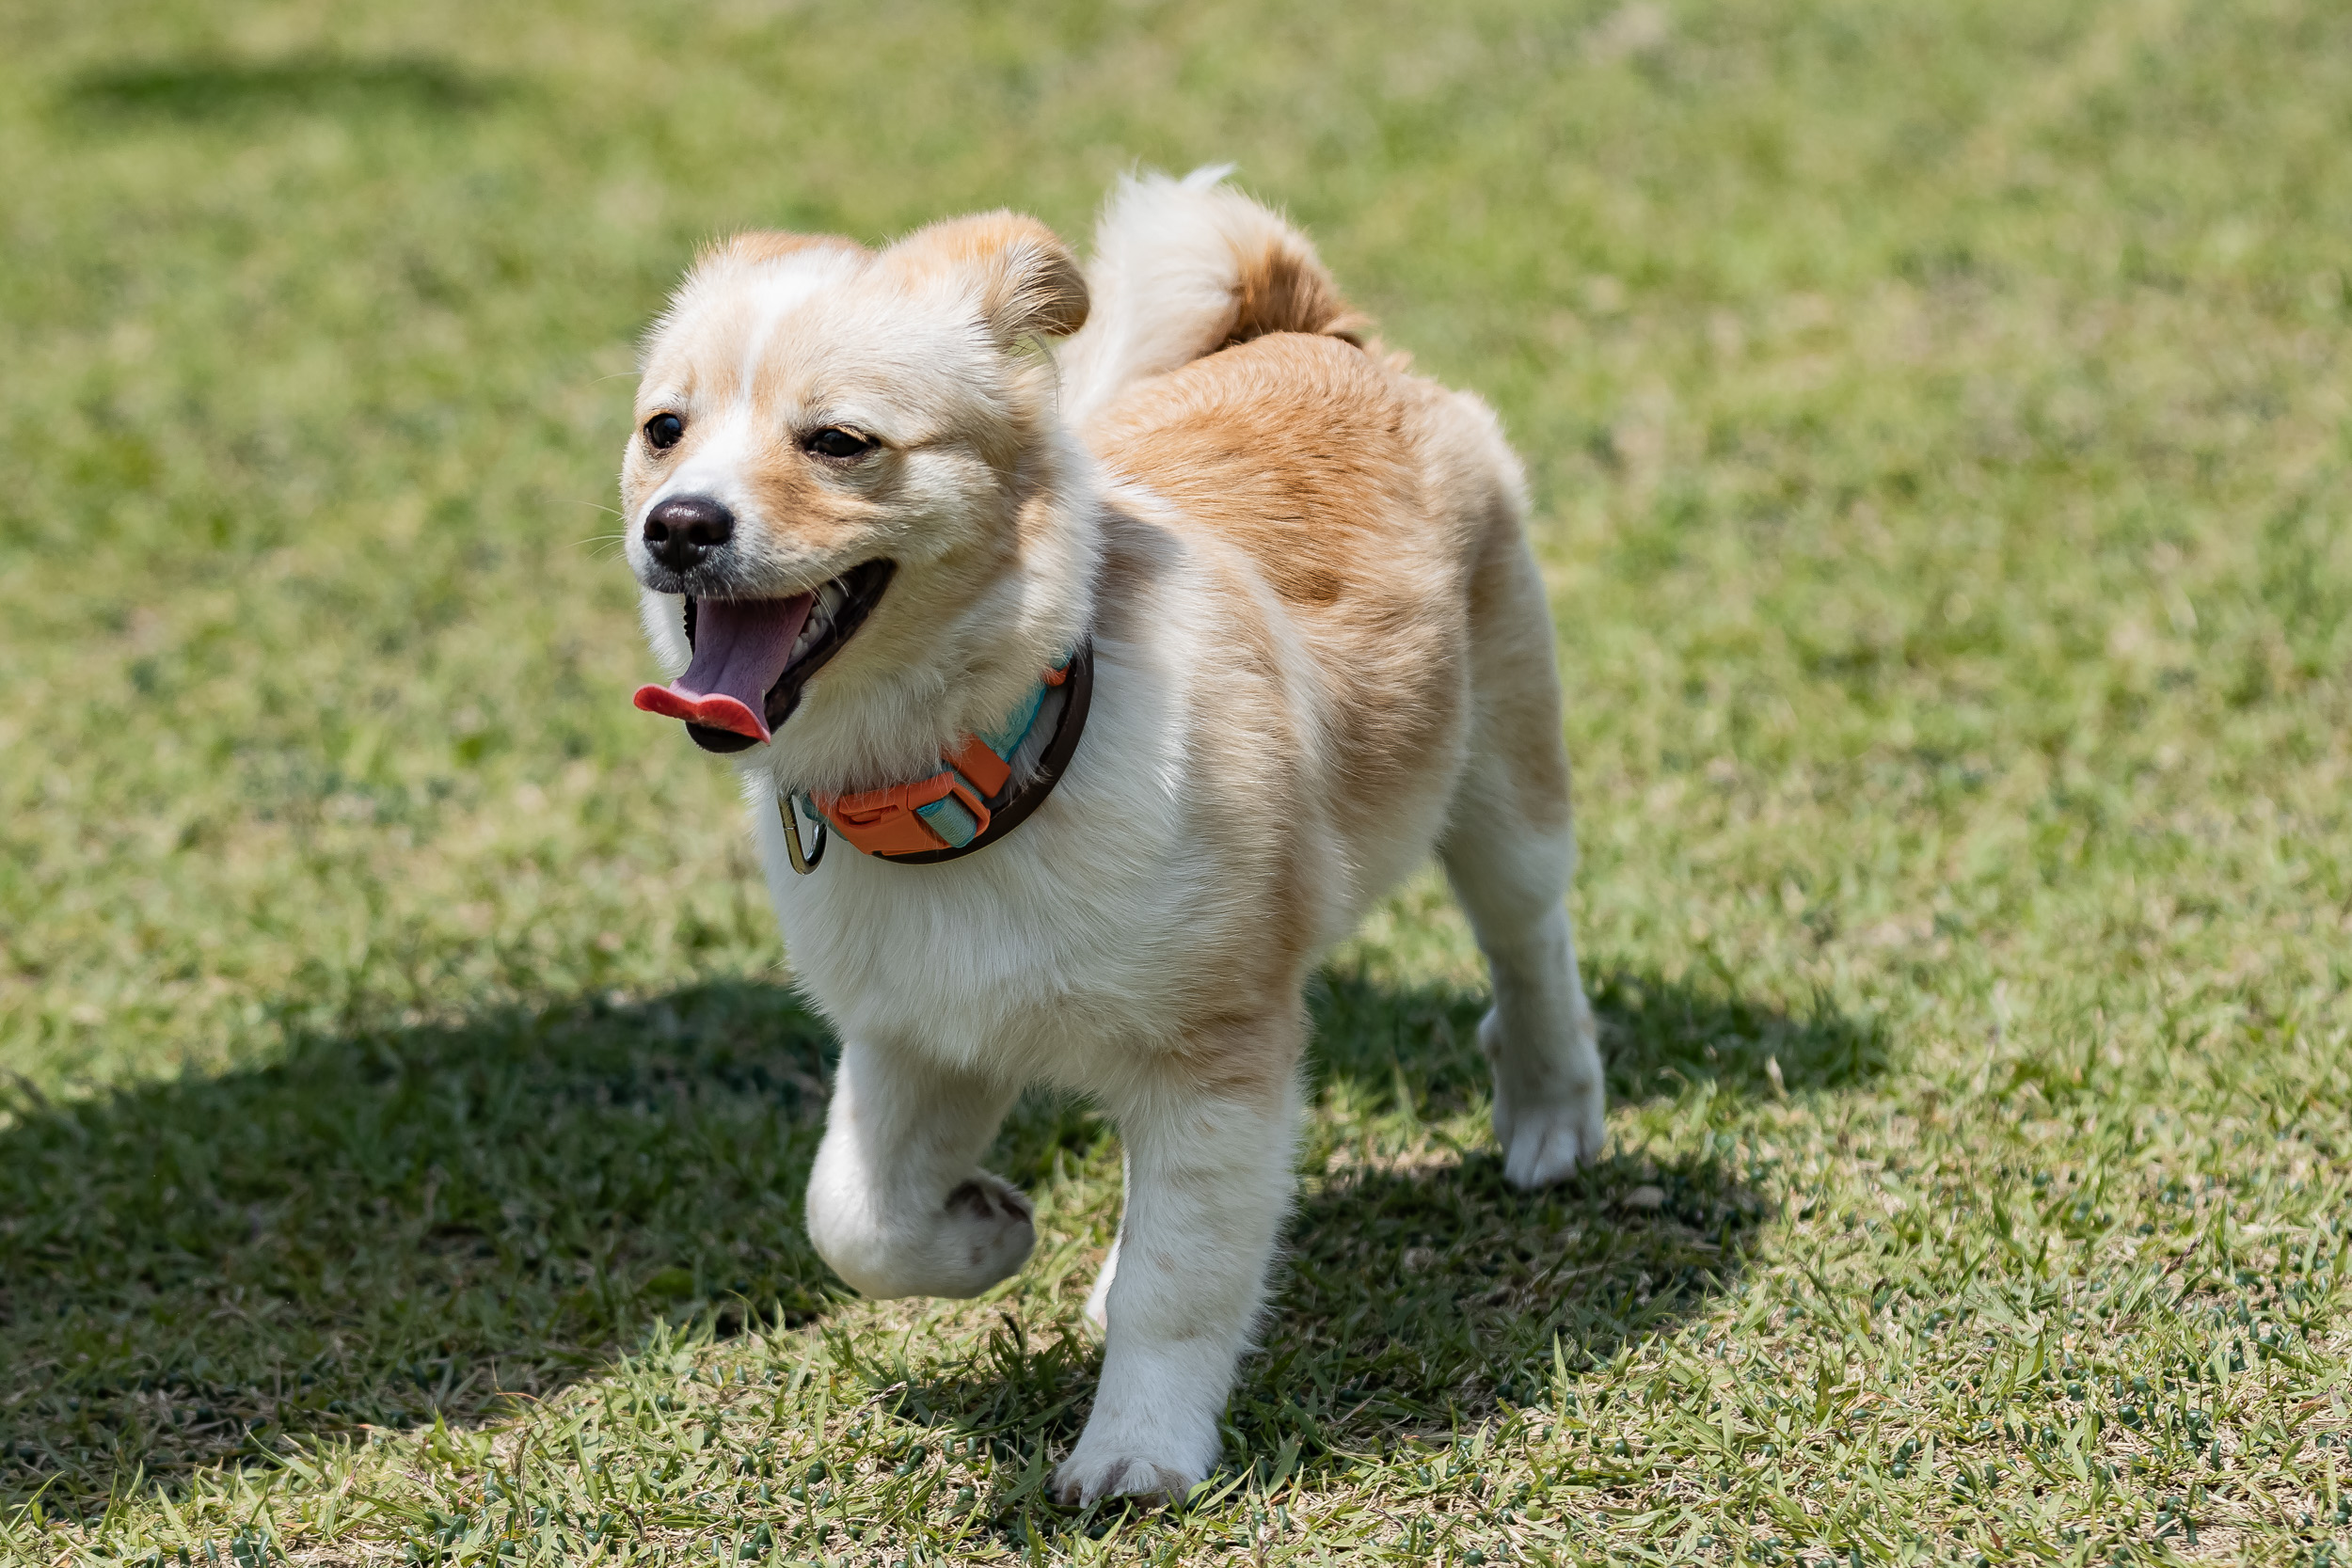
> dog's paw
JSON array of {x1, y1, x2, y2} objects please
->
[
  {"x1": 1051, "y1": 1448, "x2": 1200, "y2": 1507},
  {"x1": 1499, "y1": 1094, "x2": 1602, "y2": 1188},
  {"x1": 1482, "y1": 1009, "x2": 1604, "y2": 1190},
  {"x1": 1052, "y1": 1401, "x2": 1218, "y2": 1505},
  {"x1": 938, "y1": 1172, "x2": 1037, "y2": 1293},
  {"x1": 808, "y1": 1164, "x2": 1034, "y2": 1300}
]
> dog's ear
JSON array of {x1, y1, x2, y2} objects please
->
[{"x1": 891, "y1": 212, "x2": 1089, "y2": 343}]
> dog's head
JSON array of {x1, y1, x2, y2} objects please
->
[{"x1": 622, "y1": 214, "x2": 1089, "y2": 753}]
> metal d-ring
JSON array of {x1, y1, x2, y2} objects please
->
[{"x1": 779, "y1": 792, "x2": 826, "y2": 874}]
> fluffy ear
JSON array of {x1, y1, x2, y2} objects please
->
[{"x1": 891, "y1": 212, "x2": 1089, "y2": 342}]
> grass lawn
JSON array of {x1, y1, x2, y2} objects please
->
[{"x1": 4, "y1": 0, "x2": 2350, "y2": 1560}]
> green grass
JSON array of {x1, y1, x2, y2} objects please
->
[{"x1": 2, "y1": 0, "x2": 2349, "y2": 1560}]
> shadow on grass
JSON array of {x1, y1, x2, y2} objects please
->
[
  {"x1": 0, "y1": 982, "x2": 842, "y2": 1517},
  {"x1": 0, "y1": 963, "x2": 1882, "y2": 1517},
  {"x1": 59, "y1": 55, "x2": 501, "y2": 124}
]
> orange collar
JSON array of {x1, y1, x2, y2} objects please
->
[{"x1": 777, "y1": 641, "x2": 1093, "y2": 872}]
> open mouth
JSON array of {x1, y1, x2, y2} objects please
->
[{"x1": 632, "y1": 559, "x2": 895, "y2": 753}]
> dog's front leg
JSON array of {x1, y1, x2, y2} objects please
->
[
  {"x1": 1054, "y1": 1047, "x2": 1299, "y2": 1504},
  {"x1": 804, "y1": 1039, "x2": 1033, "y2": 1300}
]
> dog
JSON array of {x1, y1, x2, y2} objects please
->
[{"x1": 619, "y1": 169, "x2": 1605, "y2": 1502}]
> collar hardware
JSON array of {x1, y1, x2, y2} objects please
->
[
  {"x1": 777, "y1": 640, "x2": 1093, "y2": 873},
  {"x1": 778, "y1": 792, "x2": 825, "y2": 874}
]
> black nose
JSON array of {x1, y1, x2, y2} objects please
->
[{"x1": 643, "y1": 496, "x2": 734, "y2": 573}]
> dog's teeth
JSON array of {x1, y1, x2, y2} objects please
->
[
  {"x1": 789, "y1": 600, "x2": 830, "y2": 659},
  {"x1": 783, "y1": 580, "x2": 843, "y2": 666}
]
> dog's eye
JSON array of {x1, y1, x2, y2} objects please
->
[
  {"x1": 805, "y1": 428, "x2": 876, "y2": 460},
  {"x1": 644, "y1": 413, "x2": 685, "y2": 451}
]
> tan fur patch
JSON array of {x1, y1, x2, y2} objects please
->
[
  {"x1": 1089, "y1": 333, "x2": 1469, "y2": 828},
  {"x1": 1168, "y1": 1005, "x2": 1306, "y2": 1104},
  {"x1": 1089, "y1": 335, "x2": 1419, "y2": 601}
]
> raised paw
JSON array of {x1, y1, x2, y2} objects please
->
[
  {"x1": 937, "y1": 1172, "x2": 1036, "y2": 1293},
  {"x1": 807, "y1": 1165, "x2": 1036, "y2": 1300}
]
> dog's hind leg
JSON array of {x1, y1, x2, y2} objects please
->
[
  {"x1": 1438, "y1": 528, "x2": 1605, "y2": 1190},
  {"x1": 804, "y1": 1040, "x2": 1034, "y2": 1300}
]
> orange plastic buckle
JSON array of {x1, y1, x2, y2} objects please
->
[
  {"x1": 811, "y1": 767, "x2": 993, "y2": 859},
  {"x1": 801, "y1": 657, "x2": 1067, "y2": 862},
  {"x1": 944, "y1": 734, "x2": 1012, "y2": 799}
]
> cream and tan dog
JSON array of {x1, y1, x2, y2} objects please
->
[{"x1": 620, "y1": 170, "x2": 1604, "y2": 1502}]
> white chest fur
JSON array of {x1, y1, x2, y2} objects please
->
[{"x1": 747, "y1": 638, "x2": 1228, "y2": 1101}]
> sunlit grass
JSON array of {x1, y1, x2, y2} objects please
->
[{"x1": 2, "y1": 0, "x2": 2348, "y2": 1560}]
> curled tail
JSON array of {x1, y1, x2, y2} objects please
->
[{"x1": 1056, "y1": 166, "x2": 1371, "y2": 425}]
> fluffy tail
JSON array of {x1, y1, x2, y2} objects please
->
[{"x1": 1055, "y1": 166, "x2": 1370, "y2": 425}]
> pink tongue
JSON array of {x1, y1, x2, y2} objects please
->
[{"x1": 632, "y1": 594, "x2": 815, "y2": 743}]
